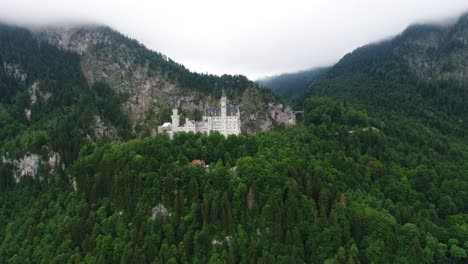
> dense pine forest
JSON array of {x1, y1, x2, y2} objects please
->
[
  {"x1": 0, "y1": 24, "x2": 133, "y2": 167},
  {"x1": 0, "y1": 13, "x2": 468, "y2": 264},
  {"x1": 1, "y1": 97, "x2": 467, "y2": 263},
  {"x1": 257, "y1": 67, "x2": 328, "y2": 99}
]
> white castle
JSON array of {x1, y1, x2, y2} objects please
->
[{"x1": 158, "y1": 92, "x2": 241, "y2": 138}]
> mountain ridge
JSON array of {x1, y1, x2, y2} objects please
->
[
  {"x1": 256, "y1": 67, "x2": 329, "y2": 98},
  {"x1": 290, "y1": 12, "x2": 468, "y2": 127}
]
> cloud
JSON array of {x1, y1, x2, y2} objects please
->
[{"x1": 1, "y1": 0, "x2": 468, "y2": 79}]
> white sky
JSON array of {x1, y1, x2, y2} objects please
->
[{"x1": 1, "y1": 0, "x2": 468, "y2": 79}]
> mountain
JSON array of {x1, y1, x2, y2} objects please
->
[
  {"x1": 0, "y1": 22, "x2": 295, "y2": 182},
  {"x1": 34, "y1": 25, "x2": 296, "y2": 135},
  {"x1": 0, "y1": 23, "x2": 133, "y2": 172},
  {"x1": 257, "y1": 67, "x2": 328, "y2": 98},
  {"x1": 1, "y1": 14, "x2": 468, "y2": 264},
  {"x1": 296, "y1": 13, "x2": 468, "y2": 125}
]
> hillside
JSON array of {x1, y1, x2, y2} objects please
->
[
  {"x1": 257, "y1": 67, "x2": 328, "y2": 98},
  {"x1": 0, "y1": 22, "x2": 295, "y2": 182},
  {"x1": 297, "y1": 14, "x2": 468, "y2": 126},
  {"x1": 1, "y1": 97, "x2": 467, "y2": 263},
  {"x1": 0, "y1": 13, "x2": 467, "y2": 264},
  {"x1": 0, "y1": 23, "x2": 132, "y2": 171}
]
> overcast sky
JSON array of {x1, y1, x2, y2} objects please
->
[{"x1": 1, "y1": 0, "x2": 468, "y2": 79}]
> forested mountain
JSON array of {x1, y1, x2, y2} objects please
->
[
  {"x1": 0, "y1": 22, "x2": 295, "y2": 183},
  {"x1": 296, "y1": 13, "x2": 468, "y2": 124},
  {"x1": 1, "y1": 98, "x2": 466, "y2": 263},
  {"x1": 0, "y1": 12, "x2": 467, "y2": 264},
  {"x1": 257, "y1": 67, "x2": 328, "y2": 98},
  {"x1": 0, "y1": 23, "x2": 132, "y2": 170}
]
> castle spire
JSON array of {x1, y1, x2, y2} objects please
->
[{"x1": 221, "y1": 90, "x2": 227, "y2": 108}]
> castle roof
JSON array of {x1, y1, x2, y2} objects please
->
[
  {"x1": 205, "y1": 107, "x2": 221, "y2": 116},
  {"x1": 204, "y1": 106, "x2": 239, "y2": 116},
  {"x1": 227, "y1": 106, "x2": 239, "y2": 116}
]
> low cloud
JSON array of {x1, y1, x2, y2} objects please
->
[{"x1": 1, "y1": 0, "x2": 468, "y2": 79}]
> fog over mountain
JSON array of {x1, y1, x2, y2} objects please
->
[{"x1": 2, "y1": 0, "x2": 468, "y2": 79}]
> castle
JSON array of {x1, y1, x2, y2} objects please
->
[{"x1": 158, "y1": 92, "x2": 241, "y2": 138}]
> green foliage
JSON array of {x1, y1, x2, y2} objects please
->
[
  {"x1": 1, "y1": 99, "x2": 466, "y2": 263},
  {"x1": 291, "y1": 19, "x2": 468, "y2": 135},
  {"x1": 0, "y1": 23, "x2": 132, "y2": 165},
  {"x1": 1, "y1": 17, "x2": 468, "y2": 264},
  {"x1": 257, "y1": 67, "x2": 329, "y2": 98}
]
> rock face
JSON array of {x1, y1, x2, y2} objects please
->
[
  {"x1": 269, "y1": 103, "x2": 296, "y2": 127},
  {"x1": 94, "y1": 115, "x2": 119, "y2": 140},
  {"x1": 34, "y1": 25, "x2": 296, "y2": 134},
  {"x1": 2, "y1": 154, "x2": 40, "y2": 183},
  {"x1": 3, "y1": 62, "x2": 27, "y2": 82},
  {"x1": 22, "y1": 81, "x2": 53, "y2": 121},
  {"x1": 28, "y1": 81, "x2": 39, "y2": 105},
  {"x1": 392, "y1": 15, "x2": 468, "y2": 80},
  {"x1": 35, "y1": 26, "x2": 114, "y2": 55},
  {"x1": 239, "y1": 87, "x2": 296, "y2": 133},
  {"x1": 80, "y1": 43, "x2": 177, "y2": 126},
  {"x1": 16, "y1": 154, "x2": 40, "y2": 182},
  {"x1": 2, "y1": 150, "x2": 66, "y2": 183}
]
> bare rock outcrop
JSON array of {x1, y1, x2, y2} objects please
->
[{"x1": 2, "y1": 154, "x2": 40, "y2": 183}]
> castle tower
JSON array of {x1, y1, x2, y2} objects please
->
[
  {"x1": 220, "y1": 90, "x2": 227, "y2": 137},
  {"x1": 171, "y1": 109, "x2": 179, "y2": 130},
  {"x1": 221, "y1": 90, "x2": 227, "y2": 113}
]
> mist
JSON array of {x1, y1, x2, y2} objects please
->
[{"x1": 1, "y1": 0, "x2": 468, "y2": 79}]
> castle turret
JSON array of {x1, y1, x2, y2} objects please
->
[
  {"x1": 171, "y1": 109, "x2": 179, "y2": 129},
  {"x1": 221, "y1": 90, "x2": 227, "y2": 113},
  {"x1": 221, "y1": 100, "x2": 227, "y2": 113},
  {"x1": 220, "y1": 90, "x2": 227, "y2": 137}
]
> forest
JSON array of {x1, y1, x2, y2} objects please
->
[
  {"x1": 1, "y1": 97, "x2": 467, "y2": 263},
  {"x1": 0, "y1": 19, "x2": 467, "y2": 263},
  {"x1": 257, "y1": 67, "x2": 328, "y2": 99}
]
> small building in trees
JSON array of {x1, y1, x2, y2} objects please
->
[{"x1": 191, "y1": 159, "x2": 205, "y2": 166}]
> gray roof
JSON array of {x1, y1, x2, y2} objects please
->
[
  {"x1": 205, "y1": 107, "x2": 221, "y2": 116},
  {"x1": 227, "y1": 106, "x2": 239, "y2": 116},
  {"x1": 204, "y1": 106, "x2": 240, "y2": 116}
]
